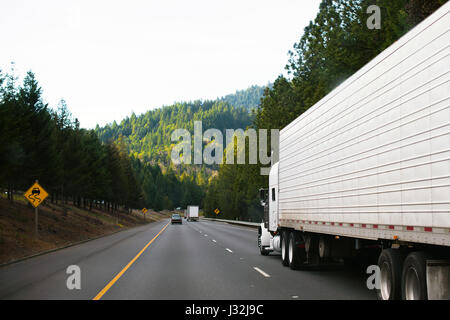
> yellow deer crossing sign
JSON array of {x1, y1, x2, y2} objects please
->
[{"x1": 24, "y1": 182, "x2": 49, "y2": 208}]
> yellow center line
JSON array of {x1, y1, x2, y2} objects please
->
[{"x1": 93, "y1": 221, "x2": 170, "y2": 300}]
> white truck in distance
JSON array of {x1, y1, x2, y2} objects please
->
[
  {"x1": 258, "y1": 3, "x2": 450, "y2": 300},
  {"x1": 187, "y1": 205, "x2": 199, "y2": 222}
]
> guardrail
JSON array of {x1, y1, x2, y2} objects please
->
[{"x1": 200, "y1": 217, "x2": 260, "y2": 228}]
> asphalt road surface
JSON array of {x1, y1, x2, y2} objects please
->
[{"x1": 0, "y1": 219, "x2": 377, "y2": 300}]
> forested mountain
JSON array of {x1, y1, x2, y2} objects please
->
[
  {"x1": 95, "y1": 100, "x2": 253, "y2": 166},
  {"x1": 0, "y1": 68, "x2": 217, "y2": 212},
  {"x1": 203, "y1": 0, "x2": 449, "y2": 221},
  {"x1": 92, "y1": 85, "x2": 267, "y2": 211},
  {"x1": 94, "y1": 85, "x2": 267, "y2": 165},
  {"x1": 219, "y1": 85, "x2": 270, "y2": 111},
  {"x1": 0, "y1": 66, "x2": 266, "y2": 213}
]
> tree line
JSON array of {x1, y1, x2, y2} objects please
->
[
  {"x1": 94, "y1": 89, "x2": 264, "y2": 211},
  {"x1": 0, "y1": 67, "x2": 233, "y2": 213},
  {"x1": 0, "y1": 68, "x2": 144, "y2": 212},
  {"x1": 95, "y1": 99, "x2": 255, "y2": 167}
]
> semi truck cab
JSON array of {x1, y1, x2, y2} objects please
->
[{"x1": 258, "y1": 162, "x2": 281, "y2": 256}]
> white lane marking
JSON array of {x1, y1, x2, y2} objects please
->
[
  {"x1": 204, "y1": 234, "x2": 208, "y2": 237},
  {"x1": 225, "y1": 248, "x2": 233, "y2": 253},
  {"x1": 253, "y1": 267, "x2": 271, "y2": 278},
  {"x1": 212, "y1": 239, "x2": 217, "y2": 243}
]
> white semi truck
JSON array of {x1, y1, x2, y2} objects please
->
[
  {"x1": 187, "y1": 205, "x2": 199, "y2": 222},
  {"x1": 258, "y1": 3, "x2": 450, "y2": 300}
]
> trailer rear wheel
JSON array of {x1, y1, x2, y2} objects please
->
[
  {"x1": 281, "y1": 230, "x2": 290, "y2": 266},
  {"x1": 377, "y1": 248, "x2": 404, "y2": 300},
  {"x1": 289, "y1": 232, "x2": 306, "y2": 270},
  {"x1": 304, "y1": 234, "x2": 320, "y2": 265},
  {"x1": 318, "y1": 236, "x2": 331, "y2": 259},
  {"x1": 402, "y1": 252, "x2": 428, "y2": 300}
]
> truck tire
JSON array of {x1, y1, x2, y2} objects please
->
[
  {"x1": 304, "y1": 234, "x2": 320, "y2": 265},
  {"x1": 281, "y1": 230, "x2": 290, "y2": 266},
  {"x1": 289, "y1": 232, "x2": 306, "y2": 270},
  {"x1": 318, "y1": 236, "x2": 331, "y2": 259},
  {"x1": 258, "y1": 232, "x2": 270, "y2": 256},
  {"x1": 377, "y1": 248, "x2": 404, "y2": 300},
  {"x1": 401, "y1": 252, "x2": 428, "y2": 300},
  {"x1": 260, "y1": 246, "x2": 270, "y2": 256}
]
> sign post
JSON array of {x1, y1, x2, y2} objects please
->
[
  {"x1": 35, "y1": 206, "x2": 38, "y2": 236},
  {"x1": 142, "y1": 208, "x2": 148, "y2": 221},
  {"x1": 24, "y1": 180, "x2": 49, "y2": 238}
]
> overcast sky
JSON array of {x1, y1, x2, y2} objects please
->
[{"x1": 1, "y1": 0, "x2": 322, "y2": 128}]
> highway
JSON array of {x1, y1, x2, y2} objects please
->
[{"x1": 0, "y1": 219, "x2": 376, "y2": 300}]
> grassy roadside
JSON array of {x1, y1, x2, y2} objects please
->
[{"x1": 0, "y1": 195, "x2": 170, "y2": 265}]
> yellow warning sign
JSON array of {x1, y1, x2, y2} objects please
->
[
  {"x1": 142, "y1": 208, "x2": 148, "y2": 214},
  {"x1": 214, "y1": 208, "x2": 220, "y2": 215},
  {"x1": 24, "y1": 182, "x2": 49, "y2": 208}
]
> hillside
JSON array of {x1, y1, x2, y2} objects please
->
[
  {"x1": 95, "y1": 101, "x2": 251, "y2": 166},
  {"x1": 94, "y1": 85, "x2": 267, "y2": 166},
  {"x1": 0, "y1": 194, "x2": 170, "y2": 264},
  {"x1": 219, "y1": 84, "x2": 271, "y2": 111},
  {"x1": 92, "y1": 86, "x2": 267, "y2": 211}
]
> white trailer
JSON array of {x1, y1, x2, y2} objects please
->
[
  {"x1": 259, "y1": 3, "x2": 450, "y2": 300},
  {"x1": 187, "y1": 205, "x2": 199, "y2": 222}
]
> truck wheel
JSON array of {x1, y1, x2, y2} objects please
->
[
  {"x1": 260, "y1": 246, "x2": 270, "y2": 256},
  {"x1": 401, "y1": 252, "x2": 428, "y2": 300},
  {"x1": 281, "y1": 231, "x2": 290, "y2": 266},
  {"x1": 318, "y1": 236, "x2": 331, "y2": 259},
  {"x1": 289, "y1": 232, "x2": 306, "y2": 270},
  {"x1": 377, "y1": 248, "x2": 404, "y2": 300},
  {"x1": 258, "y1": 232, "x2": 270, "y2": 256},
  {"x1": 304, "y1": 234, "x2": 320, "y2": 265}
]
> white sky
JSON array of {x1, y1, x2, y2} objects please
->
[{"x1": 1, "y1": 0, "x2": 322, "y2": 128}]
